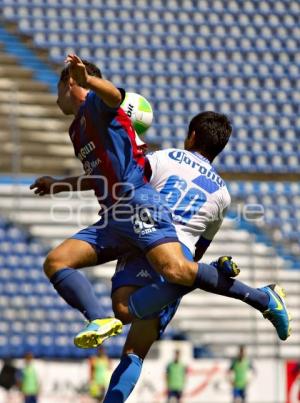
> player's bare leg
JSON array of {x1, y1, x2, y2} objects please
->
[
  {"x1": 104, "y1": 289, "x2": 159, "y2": 402},
  {"x1": 44, "y1": 238, "x2": 98, "y2": 278},
  {"x1": 136, "y1": 242, "x2": 291, "y2": 341},
  {"x1": 44, "y1": 239, "x2": 123, "y2": 348},
  {"x1": 146, "y1": 242, "x2": 198, "y2": 286},
  {"x1": 112, "y1": 286, "x2": 138, "y2": 324}
]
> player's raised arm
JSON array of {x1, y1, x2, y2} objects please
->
[{"x1": 65, "y1": 54, "x2": 122, "y2": 108}]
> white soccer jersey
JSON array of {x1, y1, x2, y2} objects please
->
[{"x1": 147, "y1": 148, "x2": 231, "y2": 254}]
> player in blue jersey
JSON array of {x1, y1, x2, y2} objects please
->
[
  {"x1": 31, "y1": 54, "x2": 184, "y2": 346},
  {"x1": 31, "y1": 56, "x2": 290, "y2": 353}
]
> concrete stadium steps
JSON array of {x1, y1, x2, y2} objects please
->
[
  {"x1": 0, "y1": 89, "x2": 58, "y2": 105},
  {"x1": 0, "y1": 51, "x2": 20, "y2": 65},
  {"x1": 0, "y1": 64, "x2": 34, "y2": 79},
  {"x1": 0, "y1": 102, "x2": 62, "y2": 118},
  {"x1": 0, "y1": 77, "x2": 50, "y2": 92},
  {"x1": 0, "y1": 130, "x2": 71, "y2": 145},
  {"x1": 0, "y1": 154, "x2": 80, "y2": 174},
  {"x1": 0, "y1": 47, "x2": 78, "y2": 175}
]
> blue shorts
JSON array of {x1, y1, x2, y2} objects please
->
[
  {"x1": 71, "y1": 184, "x2": 178, "y2": 264},
  {"x1": 168, "y1": 390, "x2": 183, "y2": 400},
  {"x1": 233, "y1": 388, "x2": 246, "y2": 400},
  {"x1": 25, "y1": 396, "x2": 37, "y2": 403},
  {"x1": 111, "y1": 243, "x2": 193, "y2": 338}
]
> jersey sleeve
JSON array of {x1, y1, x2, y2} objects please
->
[
  {"x1": 199, "y1": 186, "x2": 231, "y2": 242},
  {"x1": 200, "y1": 216, "x2": 224, "y2": 242},
  {"x1": 88, "y1": 88, "x2": 126, "y2": 113}
]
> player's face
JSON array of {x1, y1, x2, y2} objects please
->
[{"x1": 57, "y1": 79, "x2": 73, "y2": 115}]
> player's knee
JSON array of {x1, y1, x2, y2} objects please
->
[
  {"x1": 162, "y1": 262, "x2": 184, "y2": 284},
  {"x1": 112, "y1": 301, "x2": 132, "y2": 324},
  {"x1": 43, "y1": 251, "x2": 66, "y2": 279},
  {"x1": 161, "y1": 260, "x2": 195, "y2": 286}
]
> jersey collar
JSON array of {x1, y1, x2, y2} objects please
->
[{"x1": 189, "y1": 151, "x2": 211, "y2": 165}]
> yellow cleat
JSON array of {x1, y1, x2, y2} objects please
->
[{"x1": 74, "y1": 318, "x2": 123, "y2": 349}]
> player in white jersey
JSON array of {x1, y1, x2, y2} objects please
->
[
  {"x1": 147, "y1": 147, "x2": 231, "y2": 257},
  {"x1": 102, "y1": 112, "x2": 290, "y2": 402}
]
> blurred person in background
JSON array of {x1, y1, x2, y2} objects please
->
[
  {"x1": 166, "y1": 350, "x2": 187, "y2": 403},
  {"x1": 20, "y1": 353, "x2": 39, "y2": 403},
  {"x1": 89, "y1": 347, "x2": 110, "y2": 402},
  {"x1": 0, "y1": 358, "x2": 18, "y2": 400},
  {"x1": 228, "y1": 345, "x2": 255, "y2": 403}
]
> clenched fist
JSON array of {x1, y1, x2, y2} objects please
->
[{"x1": 30, "y1": 176, "x2": 58, "y2": 196}]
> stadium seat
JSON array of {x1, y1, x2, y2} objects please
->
[
  {"x1": 0, "y1": 217, "x2": 129, "y2": 358},
  {"x1": 1, "y1": 1, "x2": 298, "y2": 176}
]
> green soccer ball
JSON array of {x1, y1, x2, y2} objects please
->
[{"x1": 121, "y1": 92, "x2": 153, "y2": 136}]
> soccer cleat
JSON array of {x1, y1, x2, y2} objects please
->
[
  {"x1": 74, "y1": 318, "x2": 123, "y2": 349},
  {"x1": 260, "y1": 284, "x2": 291, "y2": 341},
  {"x1": 211, "y1": 256, "x2": 240, "y2": 277}
]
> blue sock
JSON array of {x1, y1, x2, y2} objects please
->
[
  {"x1": 193, "y1": 263, "x2": 269, "y2": 311},
  {"x1": 129, "y1": 263, "x2": 269, "y2": 319},
  {"x1": 103, "y1": 354, "x2": 143, "y2": 403},
  {"x1": 50, "y1": 268, "x2": 105, "y2": 320}
]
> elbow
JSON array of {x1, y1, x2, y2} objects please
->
[
  {"x1": 106, "y1": 88, "x2": 122, "y2": 109},
  {"x1": 111, "y1": 89, "x2": 122, "y2": 108}
]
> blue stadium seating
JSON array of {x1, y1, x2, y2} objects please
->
[
  {"x1": 0, "y1": 217, "x2": 131, "y2": 358},
  {"x1": 1, "y1": 0, "x2": 299, "y2": 172},
  {"x1": 228, "y1": 181, "x2": 300, "y2": 258}
]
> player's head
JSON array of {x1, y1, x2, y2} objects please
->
[
  {"x1": 184, "y1": 111, "x2": 232, "y2": 161},
  {"x1": 24, "y1": 352, "x2": 34, "y2": 363},
  {"x1": 238, "y1": 345, "x2": 245, "y2": 358},
  {"x1": 174, "y1": 349, "x2": 181, "y2": 362},
  {"x1": 57, "y1": 60, "x2": 102, "y2": 115}
]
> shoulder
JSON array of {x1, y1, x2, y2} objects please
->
[
  {"x1": 148, "y1": 148, "x2": 176, "y2": 157},
  {"x1": 212, "y1": 167, "x2": 231, "y2": 209},
  {"x1": 146, "y1": 148, "x2": 175, "y2": 165}
]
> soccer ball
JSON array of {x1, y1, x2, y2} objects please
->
[{"x1": 121, "y1": 92, "x2": 153, "y2": 136}]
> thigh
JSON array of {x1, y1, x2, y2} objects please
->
[
  {"x1": 146, "y1": 242, "x2": 193, "y2": 270},
  {"x1": 112, "y1": 286, "x2": 139, "y2": 321},
  {"x1": 145, "y1": 242, "x2": 196, "y2": 286},
  {"x1": 46, "y1": 238, "x2": 98, "y2": 269},
  {"x1": 112, "y1": 243, "x2": 192, "y2": 294},
  {"x1": 70, "y1": 219, "x2": 130, "y2": 265}
]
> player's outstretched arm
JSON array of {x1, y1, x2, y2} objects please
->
[
  {"x1": 30, "y1": 175, "x2": 94, "y2": 196},
  {"x1": 65, "y1": 54, "x2": 122, "y2": 108}
]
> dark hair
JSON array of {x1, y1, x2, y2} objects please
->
[
  {"x1": 59, "y1": 59, "x2": 102, "y2": 87},
  {"x1": 187, "y1": 111, "x2": 232, "y2": 160}
]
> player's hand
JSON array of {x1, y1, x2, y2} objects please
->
[
  {"x1": 210, "y1": 256, "x2": 240, "y2": 277},
  {"x1": 30, "y1": 176, "x2": 57, "y2": 196},
  {"x1": 65, "y1": 54, "x2": 89, "y2": 87}
]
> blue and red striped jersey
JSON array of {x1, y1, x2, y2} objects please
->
[{"x1": 69, "y1": 90, "x2": 146, "y2": 207}]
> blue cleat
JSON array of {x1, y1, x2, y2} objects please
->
[
  {"x1": 74, "y1": 318, "x2": 123, "y2": 349},
  {"x1": 210, "y1": 256, "x2": 240, "y2": 277},
  {"x1": 259, "y1": 284, "x2": 291, "y2": 341}
]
